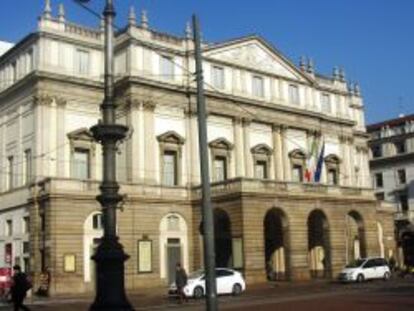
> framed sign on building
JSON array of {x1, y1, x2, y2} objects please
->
[
  {"x1": 63, "y1": 254, "x2": 76, "y2": 272},
  {"x1": 138, "y1": 240, "x2": 152, "y2": 273}
]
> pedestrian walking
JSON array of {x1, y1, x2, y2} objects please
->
[
  {"x1": 175, "y1": 262, "x2": 188, "y2": 303},
  {"x1": 10, "y1": 265, "x2": 31, "y2": 311}
]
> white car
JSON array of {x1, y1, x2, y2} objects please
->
[
  {"x1": 338, "y1": 257, "x2": 391, "y2": 282},
  {"x1": 169, "y1": 268, "x2": 246, "y2": 299}
]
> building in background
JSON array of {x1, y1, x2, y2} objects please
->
[
  {"x1": 0, "y1": 41, "x2": 13, "y2": 57},
  {"x1": 0, "y1": 0, "x2": 395, "y2": 295},
  {"x1": 367, "y1": 114, "x2": 414, "y2": 267}
]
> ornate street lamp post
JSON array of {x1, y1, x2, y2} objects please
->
[{"x1": 75, "y1": 0, "x2": 134, "y2": 309}]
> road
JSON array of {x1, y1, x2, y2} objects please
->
[{"x1": 0, "y1": 278, "x2": 413, "y2": 310}]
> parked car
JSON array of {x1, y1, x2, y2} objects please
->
[
  {"x1": 338, "y1": 257, "x2": 391, "y2": 283},
  {"x1": 168, "y1": 268, "x2": 246, "y2": 299}
]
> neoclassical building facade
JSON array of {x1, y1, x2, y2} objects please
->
[{"x1": 0, "y1": 1, "x2": 395, "y2": 295}]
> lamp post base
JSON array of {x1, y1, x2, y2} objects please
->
[{"x1": 89, "y1": 236, "x2": 134, "y2": 311}]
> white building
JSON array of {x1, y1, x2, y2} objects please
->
[{"x1": 0, "y1": 1, "x2": 395, "y2": 295}]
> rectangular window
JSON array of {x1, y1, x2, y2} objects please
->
[
  {"x1": 400, "y1": 194, "x2": 408, "y2": 212},
  {"x1": 23, "y1": 257, "x2": 30, "y2": 273},
  {"x1": 75, "y1": 49, "x2": 89, "y2": 75},
  {"x1": 288, "y1": 84, "x2": 300, "y2": 105},
  {"x1": 24, "y1": 149, "x2": 32, "y2": 184},
  {"x1": 23, "y1": 242, "x2": 30, "y2": 254},
  {"x1": 211, "y1": 65, "x2": 225, "y2": 89},
  {"x1": 321, "y1": 94, "x2": 331, "y2": 113},
  {"x1": 12, "y1": 61, "x2": 17, "y2": 82},
  {"x1": 327, "y1": 169, "x2": 338, "y2": 185},
  {"x1": 23, "y1": 216, "x2": 30, "y2": 234},
  {"x1": 252, "y1": 75, "x2": 264, "y2": 97},
  {"x1": 162, "y1": 151, "x2": 177, "y2": 186},
  {"x1": 372, "y1": 145, "x2": 382, "y2": 158},
  {"x1": 375, "y1": 192, "x2": 385, "y2": 201},
  {"x1": 160, "y1": 55, "x2": 174, "y2": 80},
  {"x1": 72, "y1": 148, "x2": 90, "y2": 180},
  {"x1": 397, "y1": 169, "x2": 406, "y2": 184},
  {"x1": 255, "y1": 161, "x2": 268, "y2": 179},
  {"x1": 292, "y1": 164, "x2": 303, "y2": 182},
  {"x1": 28, "y1": 49, "x2": 34, "y2": 72},
  {"x1": 214, "y1": 156, "x2": 227, "y2": 181},
  {"x1": 375, "y1": 173, "x2": 383, "y2": 188},
  {"x1": 6, "y1": 220, "x2": 13, "y2": 236},
  {"x1": 7, "y1": 156, "x2": 14, "y2": 190},
  {"x1": 395, "y1": 141, "x2": 406, "y2": 154}
]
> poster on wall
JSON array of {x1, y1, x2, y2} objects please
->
[
  {"x1": 232, "y1": 238, "x2": 243, "y2": 269},
  {"x1": 63, "y1": 254, "x2": 76, "y2": 272},
  {"x1": 138, "y1": 240, "x2": 152, "y2": 273}
]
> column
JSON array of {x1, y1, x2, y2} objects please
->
[
  {"x1": 143, "y1": 100, "x2": 156, "y2": 183},
  {"x1": 184, "y1": 108, "x2": 197, "y2": 185},
  {"x1": 281, "y1": 126, "x2": 291, "y2": 181},
  {"x1": 272, "y1": 124, "x2": 284, "y2": 181},
  {"x1": 339, "y1": 136, "x2": 348, "y2": 186},
  {"x1": 190, "y1": 111, "x2": 200, "y2": 184},
  {"x1": 233, "y1": 117, "x2": 245, "y2": 177},
  {"x1": 55, "y1": 97, "x2": 66, "y2": 177},
  {"x1": 347, "y1": 138, "x2": 355, "y2": 186},
  {"x1": 242, "y1": 118, "x2": 253, "y2": 177},
  {"x1": 127, "y1": 99, "x2": 141, "y2": 182}
]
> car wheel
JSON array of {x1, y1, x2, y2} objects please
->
[
  {"x1": 383, "y1": 272, "x2": 391, "y2": 281},
  {"x1": 356, "y1": 274, "x2": 364, "y2": 283},
  {"x1": 193, "y1": 286, "x2": 204, "y2": 299},
  {"x1": 232, "y1": 283, "x2": 242, "y2": 296}
]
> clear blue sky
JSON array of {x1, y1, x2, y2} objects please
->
[{"x1": 1, "y1": 0, "x2": 413, "y2": 124}]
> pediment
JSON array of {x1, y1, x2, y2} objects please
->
[
  {"x1": 209, "y1": 138, "x2": 234, "y2": 150},
  {"x1": 205, "y1": 37, "x2": 311, "y2": 83},
  {"x1": 67, "y1": 128, "x2": 94, "y2": 142},
  {"x1": 251, "y1": 143, "x2": 273, "y2": 155},
  {"x1": 289, "y1": 148, "x2": 306, "y2": 159},
  {"x1": 157, "y1": 131, "x2": 185, "y2": 145}
]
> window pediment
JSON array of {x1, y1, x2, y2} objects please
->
[
  {"x1": 251, "y1": 143, "x2": 273, "y2": 155},
  {"x1": 209, "y1": 138, "x2": 234, "y2": 150},
  {"x1": 67, "y1": 128, "x2": 94, "y2": 142},
  {"x1": 289, "y1": 149, "x2": 306, "y2": 159},
  {"x1": 324, "y1": 154, "x2": 341, "y2": 164},
  {"x1": 157, "y1": 131, "x2": 185, "y2": 145}
]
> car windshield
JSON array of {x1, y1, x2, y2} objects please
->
[
  {"x1": 188, "y1": 270, "x2": 204, "y2": 279},
  {"x1": 345, "y1": 259, "x2": 366, "y2": 268}
]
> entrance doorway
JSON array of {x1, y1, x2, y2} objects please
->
[
  {"x1": 263, "y1": 208, "x2": 288, "y2": 281},
  {"x1": 214, "y1": 209, "x2": 232, "y2": 268},
  {"x1": 308, "y1": 210, "x2": 330, "y2": 278},
  {"x1": 346, "y1": 211, "x2": 366, "y2": 262},
  {"x1": 167, "y1": 238, "x2": 182, "y2": 284}
]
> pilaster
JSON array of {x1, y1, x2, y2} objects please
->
[
  {"x1": 242, "y1": 118, "x2": 253, "y2": 178},
  {"x1": 272, "y1": 124, "x2": 284, "y2": 181},
  {"x1": 143, "y1": 100, "x2": 156, "y2": 184},
  {"x1": 233, "y1": 117, "x2": 245, "y2": 177}
]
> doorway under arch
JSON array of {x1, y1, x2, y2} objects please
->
[
  {"x1": 214, "y1": 209, "x2": 232, "y2": 268},
  {"x1": 308, "y1": 210, "x2": 331, "y2": 278},
  {"x1": 346, "y1": 211, "x2": 367, "y2": 262},
  {"x1": 263, "y1": 208, "x2": 289, "y2": 281}
]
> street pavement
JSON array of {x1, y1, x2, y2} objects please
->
[{"x1": 0, "y1": 277, "x2": 413, "y2": 310}]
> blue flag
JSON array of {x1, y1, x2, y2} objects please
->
[{"x1": 314, "y1": 142, "x2": 325, "y2": 183}]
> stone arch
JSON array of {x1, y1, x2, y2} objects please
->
[
  {"x1": 307, "y1": 209, "x2": 331, "y2": 278},
  {"x1": 159, "y1": 212, "x2": 189, "y2": 283},
  {"x1": 213, "y1": 208, "x2": 233, "y2": 268},
  {"x1": 346, "y1": 210, "x2": 367, "y2": 261},
  {"x1": 263, "y1": 208, "x2": 289, "y2": 281},
  {"x1": 83, "y1": 211, "x2": 103, "y2": 284}
]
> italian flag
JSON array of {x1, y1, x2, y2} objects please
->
[{"x1": 305, "y1": 136, "x2": 319, "y2": 182}]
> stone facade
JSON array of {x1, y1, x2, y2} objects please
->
[{"x1": 0, "y1": 1, "x2": 395, "y2": 295}]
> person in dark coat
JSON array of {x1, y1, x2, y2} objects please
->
[
  {"x1": 175, "y1": 262, "x2": 188, "y2": 303},
  {"x1": 10, "y1": 265, "x2": 31, "y2": 311}
]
